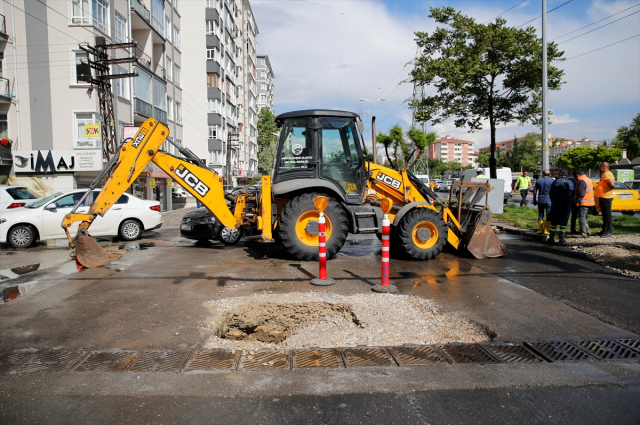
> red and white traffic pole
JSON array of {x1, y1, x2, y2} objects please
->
[
  {"x1": 311, "y1": 196, "x2": 335, "y2": 286},
  {"x1": 373, "y1": 198, "x2": 398, "y2": 293}
]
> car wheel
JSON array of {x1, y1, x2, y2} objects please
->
[
  {"x1": 9, "y1": 225, "x2": 35, "y2": 249},
  {"x1": 219, "y1": 226, "x2": 243, "y2": 245},
  {"x1": 119, "y1": 219, "x2": 142, "y2": 241}
]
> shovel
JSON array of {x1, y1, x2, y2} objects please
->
[{"x1": 75, "y1": 236, "x2": 126, "y2": 268}]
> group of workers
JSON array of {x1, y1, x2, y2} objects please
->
[{"x1": 514, "y1": 162, "x2": 616, "y2": 245}]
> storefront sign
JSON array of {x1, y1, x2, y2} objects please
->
[
  {"x1": 123, "y1": 126, "x2": 140, "y2": 140},
  {"x1": 84, "y1": 124, "x2": 101, "y2": 138},
  {"x1": 167, "y1": 178, "x2": 172, "y2": 188},
  {"x1": 12, "y1": 150, "x2": 103, "y2": 173},
  {"x1": 149, "y1": 178, "x2": 156, "y2": 188}
]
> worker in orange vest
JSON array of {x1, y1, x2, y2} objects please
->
[{"x1": 575, "y1": 170, "x2": 595, "y2": 238}]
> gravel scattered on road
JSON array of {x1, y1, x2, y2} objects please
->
[
  {"x1": 566, "y1": 234, "x2": 640, "y2": 279},
  {"x1": 203, "y1": 292, "x2": 489, "y2": 350}
]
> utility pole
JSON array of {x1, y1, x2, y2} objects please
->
[
  {"x1": 80, "y1": 37, "x2": 137, "y2": 162},
  {"x1": 541, "y1": 0, "x2": 549, "y2": 170}
]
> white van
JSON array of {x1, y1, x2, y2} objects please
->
[
  {"x1": 414, "y1": 174, "x2": 430, "y2": 185},
  {"x1": 462, "y1": 167, "x2": 513, "y2": 203}
]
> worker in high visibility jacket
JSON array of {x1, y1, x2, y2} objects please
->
[{"x1": 575, "y1": 170, "x2": 595, "y2": 238}]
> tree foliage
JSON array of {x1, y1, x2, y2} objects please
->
[
  {"x1": 499, "y1": 133, "x2": 541, "y2": 171},
  {"x1": 257, "y1": 108, "x2": 279, "y2": 176},
  {"x1": 614, "y1": 113, "x2": 640, "y2": 160},
  {"x1": 377, "y1": 125, "x2": 436, "y2": 171},
  {"x1": 555, "y1": 145, "x2": 622, "y2": 170},
  {"x1": 410, "y1": 7, "x2": 565, "y2": 179}
]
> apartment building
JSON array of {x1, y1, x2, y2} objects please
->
[
  {"x1": 1, "y1": 0, "x2": 181, "y2": 211},
  {"x1": 182, "y1": 0, "x2": 259, "y2": 186},
  {"x1": 427, "y1": 135, "x2": 475, "y2": 166},
  {"x1": 256, "y1": 54, "x2": 274, "y2": 112}
]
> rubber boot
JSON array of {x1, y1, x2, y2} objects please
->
[
  {"x1": 547, "y1": 231, "x2": 556, "y2": 244},
  {"x1": 558, "y1": 232, "x2": 567, "y2": 245},
  {"x1": 536, "y1": 220, "x2": 544, "y2": 234},
  {"x1": 543, "y1": 221, "x2": 551, "y2": 235}
]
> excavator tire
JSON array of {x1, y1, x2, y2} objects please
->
[
  {"x1": 395, "y1": 207, "x2": 448, "y2": 260},
  {"x1": 279, "y1": 192, "x2": 348, "y2": 261}
]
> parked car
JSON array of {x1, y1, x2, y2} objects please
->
[
  {"x1": 0, "y1": 190, "x2": 162, "y2": 248},
  {"x1": 440, "y1": 180, "x2": 454, "y2": 192},
  {"x1": 172, "y1": 186, "x2": 189, "y2": 198},
  {"x1": 223, "y1": 185, "x2": 235, "y2": 193},
  {"x1": 180, "y1": 208, "x2": 243, "y2": 245},
  {"x1": 0, "y1": 185, "x2": 39, "y2": 210},
  {"x1": 433, "y1": 180, "x2": 444, "y2": 191},
  {"x1": 593, "y1": 181, "x2": 640, "y2": 216},
  {"x1": 626, "y1": 180, "x2": 640, "y2": 190}
]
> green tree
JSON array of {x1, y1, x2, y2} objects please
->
[
  {"x1": 556, "y1": 145, "x2": 622, "y2": 170},
  {"x1": 595, "y1": 145, "x2": 622, "y2": 164},
  {"x1": 410, "y1": 7, "x2": 565, "y2": 179},
  {"x1": 477, "y1": 151, "x2": 490, "y2": 168},
  {"x1": 257, "y1": 108, "x2": 279, "y2": 176},
  {"x1": 501, "y1": 133, "x2": 541, "y2": 171},
  {"x1": 614, "y1": 113, "x2": 640, "y2": 159},
  {"x1": 377, "y1": 125, "x2": 436, "y2": 171}
]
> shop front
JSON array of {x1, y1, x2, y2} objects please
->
[{"x1": 128, "y1": 164, "x2": 173, "y2": 212}]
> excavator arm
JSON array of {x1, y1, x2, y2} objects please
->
[{"x1": 62, "y1": 118, "x2": 255, "y2": 267}]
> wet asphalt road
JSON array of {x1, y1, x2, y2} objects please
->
[{"x1": 1, "y1": 207, "x2": 640, "y2": 423}]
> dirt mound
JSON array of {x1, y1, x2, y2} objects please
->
[{"x1": 219, "y1": 302, "x2": 359, "y2": 343}]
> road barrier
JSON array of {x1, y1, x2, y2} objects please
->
[
  {"x1": 311, "y1": 196, "x2": 335, "y2": 286},
  {"x1": 373, "y1": 198, "x2": 398, "y2": 293}
]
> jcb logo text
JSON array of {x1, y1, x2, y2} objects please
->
[
  {"x1": 376, "y1": 172, "x2": 402, "y2": 190},
  {"x1": 175, "y1": 164, "x2": 210, "y2": 197}
]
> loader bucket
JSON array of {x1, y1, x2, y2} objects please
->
[
  {"x1": 75, "y1": 236, "x2": 126, "y2": 268},
  {"x1": 463, "y1": 207, "x2": 508, "y2": 259}
]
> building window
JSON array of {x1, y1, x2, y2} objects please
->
[
  {"x1": 115, "y1": 66, "x2": 129, "y2": 99},
  {"x1": 71, "y1": 0, "x2": 90, "y2": 24},
  {"x1": 167, "y1": 96, "x2": 174, "y2": 120},
  {"x1": 260, "y1": 83, "x2": 266, "y2": 91},
  {"x1": 172, "y1": 0, "x2": 179, "y2": 13},
  {"x1": 208, "y1": 98, "x2": 221, "y2": 113},
  {"x1": 115, "y1": 13, "x2": 127, "y2": 43},
  {"x1": 175, "y1": 102, "x2": 182, "y2": 124},
  {"x1": 207, "y1": 48, "x2": 218, "y2": 62},
  {"x1": 173, "y1": 65, "x2": 180, "y2": 86},
  {"x1": 260, "y1": 59, "x2": 265, "y2": 66},
  {"x1": 75, "y1": 112, "x2": 100, "y2": 148},
  {"x1": 207, "y1": 72, "x2": 220, "y2": 88},
  {"x1": 71, "y1": 0, "x2": 108, "y2": 33},
  {"x1": 92, "y1": 0, "x2": 108, "y2": 33},
  {"x1": 165, "y1": 16, "x2": 171, "y2": 42},
  {"x1": 73, "y1": 51, "x2": 91, "y2": 84},
  {"x1": 206, "y1": 20, "x2": 219, "y2": 36},
  {"x1": 166, "y1": 57, "x2": 172, "y2": 81},
  {"x1": 0, "y1": 113, "x2": 7, "y2": 138},
  {"x1": 208, "y1": 150, "x2": 222, "y2": 165},
  {"x1": 209, "y1": 125, "x2": 220, "y2": 139},
  {"x1": 173, "y1": 26, "x2": 180, "y2": 49}
]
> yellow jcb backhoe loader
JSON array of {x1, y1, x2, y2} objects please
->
[{"x1": 63, "y1": 111, "x2": 506, "y2": 267}]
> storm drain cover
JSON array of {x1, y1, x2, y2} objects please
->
[
  {"x1": 241, "y1": 351, "x2": 289, "y2": 370},
  {"x1": 526, "y1": 341, "x2": 596, "y2": 362},
  {"x1": 575, "y1": 340, "x2": 640, "y2": 360},
  {"x1": 438, "y1": 345, "x2": 497, "y2": 363},
  {"x1": 389, "y1": 346, "x2": 445, "y2": 365},
  {"x1": 618, "y1": 339, "x2": 640, "y2": 353},
  {"x1": 0, "y1": 352, "x2": 34, "y2": 374},
  {"x1": 482, "y1": 345, "x2": 545, "y2": 363},
  {"x1": 128, "y1": 350, "x2": 187, "y2": 372},
  {"x1": 13, "y1": 351, "x2": 85, "y2": 374},
  {"x1": 293, "y1": 349, "x2": 342, "y2": 368},
  {"x1": 342, "y1": 348, "x2": 394, "y2": 367},
  {"x1": 183, "y1": 350, "x2": 238, "y2": 371},
  {"x1": 75, "y1": 351, "x2": 138, "y2": 372}
]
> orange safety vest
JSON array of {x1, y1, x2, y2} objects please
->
[{"x1": 577, "y1": 175, "x2": 595, "y2": 206}]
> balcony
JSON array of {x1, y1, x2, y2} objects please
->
[
  {"x1": 135, "y1": 47, "x2": 166, "y2": 80},
  {"x1": 154, "y1": 108, "x2": 167, "y2": 124},
  {"x1": 134, "y1": 97, "x2": 153, "y2": 118},
  {"x1": 0, "y1": 78, "x2": 11, "y2": 104},
  {"x1": 131, "y1": 0, "x2": 150, "y2": 23},
  {"x1": 0, "y1": 14, "x2": 7, "y2": 39}
]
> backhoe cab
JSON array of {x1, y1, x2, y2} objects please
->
[{"x1": 63, "y1": 111, "x2": 505, "y2": 268}]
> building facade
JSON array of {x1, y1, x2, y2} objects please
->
[
  {"x1": 427, "y1": 135, "x2": 475, "y2": 167},
  {"x1": 1, "y1": 0, "x2": 182, "y2": 211},
  {"x1": 182, "y1": 0, "x2": 259, "y2": 186},
  {"x1": 256, "y1": 54, "x2": 274, "y2": 112}
]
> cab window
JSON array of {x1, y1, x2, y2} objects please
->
[{"x1": 277, "y1": 118, "x2": 314, "y2": 173}]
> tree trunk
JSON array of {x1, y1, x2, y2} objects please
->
[
  {"x1": 489, "y1": 121, "x2": 497, "y2": 179},
  {"x1": 385, "y1": 145, "x2": 394, "y2": 169}
]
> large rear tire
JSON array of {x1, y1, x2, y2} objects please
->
[
  {"x1": 395, "y1": 208, "x2": 448, "y2": 260},
  {"x1": 279, "y1": 193, "x2": 348, "y2": 260}
]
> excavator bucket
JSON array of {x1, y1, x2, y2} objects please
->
[
  {"x1": 463, "y1": 207, "x2": 508, "y2": 259},
  {"x1": 75, "y1": 236, "x2": 126, "y2": 268}
]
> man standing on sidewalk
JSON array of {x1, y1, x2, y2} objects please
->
[
  {"x1": 548, "y1": 171, "x2": 575, "y2": 245},
  {"x1": 569, "y1": 171, "x2": 580, "y2": 234},
  {"x1": 575, "y1": 170, "x2": 595, "y2": 238},
  {"x1": 596, "y1": 162, "x2": 615, "y2": 237},
  {"x1": 533, "y1": 170, "x2": 553, "y2": 235},
  {"x1": 515, "y1": 171, "x2": 533, "y2": 206}
]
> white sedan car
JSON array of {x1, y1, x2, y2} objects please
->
[{"x1": 0, "y1": 189, "x2": 162, "y2": 248}]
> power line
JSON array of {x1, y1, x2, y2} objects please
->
[
  {"x1": 552, "y1": 4, "x2": 640, "y2": 41},
  {"x1": 2, "y1": 0, "x2": 85, "y2": 44},
  {"x1": 483, "y1": 0, "x2": 528, "y2": 24},
  {"x1": 558, "y1": 10, "x2": 640, "y2": 45},
  {"x1": 565, "y1": 34, "x2": 640, "y2": 60},
  {"x1": 517, "y1": 0, "x2": 575, "y2": 28}
]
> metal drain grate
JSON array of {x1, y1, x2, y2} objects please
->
[
  {"x1": 293, "y1": 349, "x2": 342, "y2": 368},
  {"x1": 240, "y1": 351, "x2": 290, "y2": 370},
  {"x1": 342, "y1": 348, "x2": 395, "y2": 367},
  {"x1": 75, "y1": 351, "x2": 138, "y2": 372},
  {"x1": 526, "y1": 341, "x2": 596, "y2": 362},
  {"x1": 618, "y1": 339, "x2": 640, "y2": 353},
  {"x1": 438, "y1": 345, "x2": 497, "y2": 363},
  {"x1": 575, "y1": 340, "x2": 640, "y2": 360},
  {"x1": 183, "y1": 350, "x2": 239, "y2": 371},
  {"x1": 388, "y1": 346, "x2": 444, "y2": 365},
  {"x1": 482, "y1": 345, "x2": 545, "y2": 363},
  {"x1": 0, "y1": 353, "x2": 34, "y2": 374},
  {"x1": 127, "y1": 350, "x2": 188, "y2": 372},
  {"x1": 13, "y1": 351, "x2": 85, "y2": 373}
]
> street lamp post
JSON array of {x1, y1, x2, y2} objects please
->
[{"x1": 360, "y1": 98, "x2": 385, "y2": 164}]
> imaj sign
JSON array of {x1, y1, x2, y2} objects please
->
[{"x1": 12, "y1": 150, "x2": 103, "y2": 173}]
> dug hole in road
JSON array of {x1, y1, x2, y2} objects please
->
[{"x1": 1, "y1": 208, "x2": 640, "y2": 424}]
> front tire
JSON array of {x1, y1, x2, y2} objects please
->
[
  {"x1": 395, "y1": 208, "x2": 448, "y2": 260},
  {"x1": 279, "y1": 193, "x2": 348, "y2": 261},
  {"x1": 119, "y1": 219, "x2": 142, "y2": 241},
  {"x1": 219, "y1": 227, "x2": 243, "y2": 245},
  {"x1": 9, "y1": 225, "x2": 35, "y2": 249}
]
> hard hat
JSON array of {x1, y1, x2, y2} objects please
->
[{"x1": 477, "y1": 168, "x2": 484, "y2": 173}]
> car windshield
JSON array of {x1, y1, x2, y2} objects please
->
[
  {"x1": 25, "y1": 193, "x2": 62, "y2": 208},
  {"x1": 615, "y1": 182, "x2": 631, "y2": 189}
]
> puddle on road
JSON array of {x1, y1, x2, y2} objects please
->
[
  {"x1": 0, "y1": 259, "x2": 82, "y2": 304},
  {"x1": 117, "y1": 242, "x2": 157, "y2": 251}
]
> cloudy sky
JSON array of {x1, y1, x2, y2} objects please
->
[{"x1": 251, "y1": 0, "x2": 640, "y2": 149}]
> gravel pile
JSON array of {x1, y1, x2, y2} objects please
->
[
  {"x1": 566, "y1": 234, "x2": 640, "y2": 278},
  {"x1": 203, "y1": 292, "x2": 489, "y2": 350}
]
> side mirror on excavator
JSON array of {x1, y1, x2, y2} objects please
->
[{"x1": 366, "y1": 154, "x2": 374, "y2": 162}]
